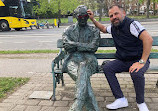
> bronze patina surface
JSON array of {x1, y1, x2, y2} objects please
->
[{"x1": 62, "y1": 5, "x2": 100, "y2": 111}]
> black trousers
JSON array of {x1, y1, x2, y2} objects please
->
[{"x1": 103, "y1": 59, "x2": 150, "y2": 104}]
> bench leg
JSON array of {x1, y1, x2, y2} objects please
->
[
  {"x1": 61, "y1": 74, "x2": 65, "y2": 86},
  {"x1": 51, "y1": 62, "x2": 56, "y2": 101},
  {"x1": 156, "y1": 80, "x2": 158, "y2": 88},
  {"x1": 51, "y1": 71, "x2": 56, "y2": 101}
]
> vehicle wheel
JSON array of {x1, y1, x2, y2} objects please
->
[
  {"x1": 14, "y1": 28, "x2": 21, "y2": 31},
  {"x1": 0, "y1": 20, "x2": 10, "y2": 31}
]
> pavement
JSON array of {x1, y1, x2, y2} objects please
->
[{"x1": 0, "y1": 53, "x2": 158, "y2": 111}]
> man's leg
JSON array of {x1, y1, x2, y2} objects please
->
[
  {"x1": 103, "y1": 59, "x2": 129, "y2": 109},
  {"x1": 103, "y1": 59, "x2": 129, "y2": 99},
  {"x1": 130, "y1": 59, "x2": 150, "y2": 111}
]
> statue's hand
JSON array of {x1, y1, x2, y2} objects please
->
[
  {"x1": 64, "y1": 39, "x2": 78, "y2": 46},
  {"x1": 63, "y1": 42, "x2": 72, "y2": 48},
  {"x1": 63, "y1": 41, "x2": 78, "y2": 49}
]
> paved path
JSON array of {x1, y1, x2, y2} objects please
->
[{"x1": 0, "y1": 54, "x2": 158, "y2": 111}]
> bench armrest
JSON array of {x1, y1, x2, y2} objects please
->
[{"x1": 52, "y1": 48, "x2": 65, "y2": 71}]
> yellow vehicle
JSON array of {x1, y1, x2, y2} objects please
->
[{"x1": 0, "y1": 0, "x2": 37, "y2": 31}]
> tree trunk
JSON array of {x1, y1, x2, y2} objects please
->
[
  {"x1": 137, "y1": 3, "x2": 140, "y2": 16},
  {"x1": 104, "y1": 0, "x2": 109, "y2": 17},
  {"x1": 146, "y1": 0, "x2": 150, "y2": 18},
  {"x1": 99, "y1": 8, "x2": 102, "y2": 21},
  {"x1": 97, "y1": 0, "x2": 104, "y2": 21},
  {"x1": 58, "y1": 1, "x2": 61, "y2": 23},
  {"x1": 153, "y1": 1, "x2": 156, "y2": 15}
]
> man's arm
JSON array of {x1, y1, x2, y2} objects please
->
[
  {"x1": 129, "y1": 30, "x2": 153, "y2": 73},
  {"x1": 87, "y1": 9, "x2": 107, "y2": 33},
  {"x1": 139, "y1": 30, "x2": 153, "y2": 63}
]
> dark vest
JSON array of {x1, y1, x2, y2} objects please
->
[{"x1": 111, "y1": 17, "x2": 143, "y2": 61}]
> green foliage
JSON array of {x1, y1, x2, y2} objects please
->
[
  {"x1": 0, "y1": 77, "x2": 29, "y2": 99},
  {"x1": 78, "y1": 0, "x2": 98, "y2": 11},
  {"x1": 60, "y1": 0, "x2": 80, "y2": 15},
  {"x1": 138, "y1": 0, "x2": 144, "y2": 4},
  {"x1": 34, "y1": 0, "x2": 80, "y2": 18}
]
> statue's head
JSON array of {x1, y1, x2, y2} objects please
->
[{"x1": 74, "y1": 5, "x2": 89, "y2": 27}]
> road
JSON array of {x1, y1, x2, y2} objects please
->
[{"x1": 0, "y1": 21, "x2": 158, "y2": 51}]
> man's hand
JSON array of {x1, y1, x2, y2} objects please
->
[
  {"x1": 87, "y1": 9, "x2": 94, "y2": 21},
  {"x1": 87, "y1": 9, "x2": 107, "y2": 33},
  {"x1": 129, "y1": 62, "x2": 144, "y2": 73}
]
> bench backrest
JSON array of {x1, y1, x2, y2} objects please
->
[
  {"x1": 96, "y1": 36, "x2": 158, "y2": 59},
  {"x1": 57, "y1": 36, "x2": 158, "y2": 59},
  {"x1": 98, "y1": 36, "x2": 158, "y2": 47}
]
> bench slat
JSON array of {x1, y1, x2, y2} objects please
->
[
  {"x1": 99, "y1": 37, "x2": 158, "y2": 47},
  {"x1": 95, "y1": 53, "x2": 116, "y2": 59},
  {"x1": 99, "y1": 38, "x2": 115, "y2": 47},
  {"x1": 58, "y1": 37, "x2": 158, "y2": 48},
  {"x1": 152, "y1": 36, "x2": 158, "y2": 46},
  {"x1": 95, "y1": 52, "x2": 158, "y2": 59},
  {"x1": 149, "y1": 52, "x2": 158, "y2": 58}
]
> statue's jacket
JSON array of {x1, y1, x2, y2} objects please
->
[{"x1": 62, "y1": 23, "x2": 100, "y2": 75}]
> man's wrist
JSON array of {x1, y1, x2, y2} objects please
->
[
  {"x1": 139, "y1": 59, "x2": 146, "y2": 64},
  {"x1": 92, "y1": 19, "x2": 97, "y2": 24}
]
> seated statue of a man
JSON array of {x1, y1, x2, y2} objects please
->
[{"x1": 62, "y1": 5, "x2": 100, "y2": 111}]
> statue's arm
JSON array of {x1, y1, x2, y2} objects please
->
[
  {"x1": 77, "y1": 28, "x2": 100, "y2": 52},
  {"x1": 62, "y1": 29, "x2": 77, "y2": 52}
]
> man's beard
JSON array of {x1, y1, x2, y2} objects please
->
[{"x1": 112, "y1": 18, "x2": 122, "y2": 27}]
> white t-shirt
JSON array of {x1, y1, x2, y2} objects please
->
[{"x1": 106, "y1": 21, "x2": 145, "y2": 38}]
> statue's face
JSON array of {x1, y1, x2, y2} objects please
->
[
  {"x1": 77, "y1": 14, "x2": 89, "y2": 27},
  {"x1": 75, "y1": 7, "x2": 89, "y2": 27}
]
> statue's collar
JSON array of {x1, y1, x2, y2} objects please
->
[{"x1": 73, "y1": 22, "x2": 88, "y2": 31}]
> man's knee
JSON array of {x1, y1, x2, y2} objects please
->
[
  {"x1": 103, "y1": 63, "x2": 110, "y2": 72},
  {"x1": 102, "y1": 60, "x2": 123, "y2": 75},
  {"x1": 102, "y1": 63, "x2": 113, "y2": 76},
  {"x1": 130, "y1": 71, "x2": 144, "y2": 79}
]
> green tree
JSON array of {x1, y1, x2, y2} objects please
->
[
  {"x1": 152, "y1": 0, "x2": 158, "y2": 15},
  {"x1": 34, "y1": 0, "x2": 80, "y2": 19},
  {"x1": 138, "y1": 0, "x2": 158, "y2": 18}
]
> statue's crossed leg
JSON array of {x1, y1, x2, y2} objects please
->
[{"x1": 67, "y1": 61, "x2": 100, "y2": 111}]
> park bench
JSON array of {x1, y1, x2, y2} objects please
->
[{"x1": 51, "y1": 36, "x2": 158, "y2": 101}]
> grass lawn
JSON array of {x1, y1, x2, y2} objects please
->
[
  {"x1": 0, "y1": 50, "x2": 59, "y2": 54},
  {"x1": 0, "y1": 77, "x2": 29, "y2": 101},
  {"x1": 0, "y1": 49, "x2": 158, "y2": 54}
]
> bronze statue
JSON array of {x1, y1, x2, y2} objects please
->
[{"x1": 62, "y1": 5, "x2": 100, "y2": 111}]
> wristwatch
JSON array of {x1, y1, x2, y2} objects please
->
[{"x1": 139, "y1": 59, "x2": 146, "y2": 64}]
